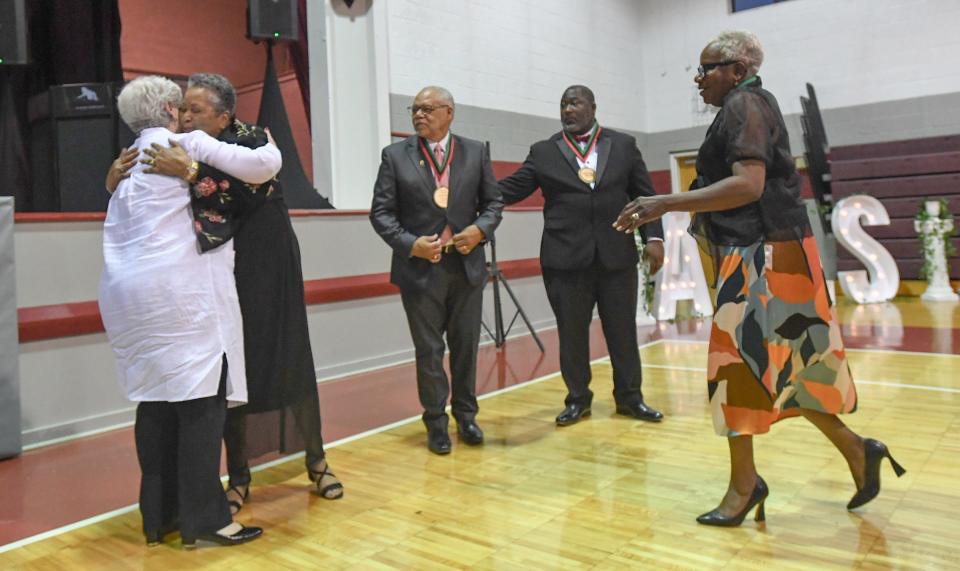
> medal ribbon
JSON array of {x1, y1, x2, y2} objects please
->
[
  {"x1": 562, "y1": 122, "x2": 601, "y2": 162},
  {"x1": 419, "y1": 136, "x2": 456, "y2": 185}
]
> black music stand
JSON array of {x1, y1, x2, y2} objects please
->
[{"x1": 481, "y1": 239, "x2": 545, "y2": 352}]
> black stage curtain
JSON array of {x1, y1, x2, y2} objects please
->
[
  {"x1": 258, "y1": 47, "x2": 332, "y2": 208},
  {"x1": 0, "y1": 0, "x2": 122, "y2": 210}
]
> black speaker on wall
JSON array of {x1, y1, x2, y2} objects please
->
[
  {"x1": 28, "y1": 83, "x2": 120, "y2": 212},
  {"x1": 248, "y1": 0, "x2": 298, "y2": 42},
  {"x1": 0, "y1": 0, "x2": 28, "y2": 65}
]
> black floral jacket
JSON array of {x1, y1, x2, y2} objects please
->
[{"x1": 190, "y1": 118, "x2": 279, "y2": 252}]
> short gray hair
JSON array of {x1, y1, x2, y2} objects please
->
[
  {"x1": 187, "y1": 73, "x2": 237, "y2": 116},
  {"x1": 706, "y1": 30, "x2": 764, "y2": 76},
  {"x1": 419, "y1": 85, "x2": 455, "y2": 108},
  {"x1": 116, "y1": 75, "x2": 183, "y2": 133}
]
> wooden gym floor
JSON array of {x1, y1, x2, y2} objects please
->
[{"x1": 1, "y1": 298, "x2": 958, "y2": 569}]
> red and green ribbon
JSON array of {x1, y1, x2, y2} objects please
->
[
  {"x1": 418, "y1": 136, "x2": 456, "y2": 181},
  {"x1": 562, "y1": 122, "x2": 601, "y2": 161}
]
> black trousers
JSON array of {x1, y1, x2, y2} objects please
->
[
  {"x1": 134, "y1": 358, "x2": 232, "y2": 540},
  {"x1": 400, "y1": 254, "x2": 484, "y2": 430},
  {"x1": 542, "y1": 261, "x2": 644, "y2": 408},
  {"x1": 223, "y1": 387, "x2": 327, "y2": 488}
]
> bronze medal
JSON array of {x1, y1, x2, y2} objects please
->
[
  {"x1": 433, "y1": 186, "x2": 449, "y2": 208},
  {"x1": 578, "y1": 167, "x2": 596, "y2": 184}
]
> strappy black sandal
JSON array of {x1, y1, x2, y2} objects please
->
[
  {"x1": 308, "y1": 460, "x2": 344, "y2": 500},
  {"x1": 225, "y1": 483, "x2": 250, "y2": 515}
]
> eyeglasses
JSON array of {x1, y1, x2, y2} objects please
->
[
  {"x1": 407, "y1": 104, "x2": 451, "y2": 116},
  {"x1": 697, "y1": 61, "x2": 739, "y2": 77}
]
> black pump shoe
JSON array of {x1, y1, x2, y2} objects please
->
[
  {"x1": 182, "y1": 525, "x2": 263, "y2": 549},
  {"x1": 697, "y1": 476, "x2": 769, "y2": 527},
  {"x1": 847, "y1": 438, "x2": 906, "y2": 510}
]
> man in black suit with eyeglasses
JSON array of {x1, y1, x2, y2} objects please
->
[
  {"x1": 370, "y1": 86, "x2": 503, "y2": 455},
  {"x1": 499, "y1": 85, "x2": 665, "y2": 427}
]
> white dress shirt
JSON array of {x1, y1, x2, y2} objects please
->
[
  {"x1": 426, "y1": 132, "x2": 450, "y2": 152},
  {"x1": 98, "y1": 127, "x2": 281, "y2": 404}
]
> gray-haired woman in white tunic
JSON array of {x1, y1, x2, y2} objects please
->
[{"x1": 99, "y1": 75, "x2": 281, "y2": 549}]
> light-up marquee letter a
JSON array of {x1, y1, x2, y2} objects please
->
[
  {"x1": 653, "y1": 212, "x2": 714, "y2": 320},
  {"x1": 830, "y1": 195, "x2": 899, "y2": 304}
]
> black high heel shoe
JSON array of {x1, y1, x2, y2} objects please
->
[
  {"x1": 181, "y1": 525, "x2": 263, "y2": 549},
  {"x1": 697, "y1": 476, "x2": 769, "y2": 527},
  {"x1": 847, "y1": 438, "x2": 906, "y2": 510}
]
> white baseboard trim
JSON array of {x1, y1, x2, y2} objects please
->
[{"x1": 21, "y1": 408, "x2": 136, "y2": 451}]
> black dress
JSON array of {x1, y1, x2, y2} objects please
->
[{"x1": 190, "y1": 119, "x2": 325, "y2": 484}]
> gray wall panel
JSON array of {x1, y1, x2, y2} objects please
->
[
  {"x1": 390, "y1": 91, "x2": 960, "y2": 171},
  {"x1": 15, "y1": 211, "x2": 554, "y2": 448},
  {"x1": 0, "y1": 197, "x2": 21, "y2": 458}
]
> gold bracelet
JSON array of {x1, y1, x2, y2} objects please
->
[{"x1": 186, "y1": 160, "x2": 199, "y2": 182}]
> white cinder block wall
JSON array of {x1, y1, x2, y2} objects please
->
[
  {"x1": 386, "y1": 0, "x2": 648, "y2": 131},
  {"x1": 386, "y1": 0, "x2": 960, "y2": 137},
  {"x1": 637, "y1": 0, "x2": 960, "y2": 133}
]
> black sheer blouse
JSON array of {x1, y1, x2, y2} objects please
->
[{"x1": 690, "y1": 77, "x2": 808, "y2": 247}]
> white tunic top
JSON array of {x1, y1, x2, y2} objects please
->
[{"x1": 98, "y1": 127, "x2": 282, "y2": 404}]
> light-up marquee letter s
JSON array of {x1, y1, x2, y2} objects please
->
[{"x1": 831, "y1": 195, "x2": 899, "y2": 304}]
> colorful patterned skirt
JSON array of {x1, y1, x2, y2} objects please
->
[{"x1": 707, "y1": 234, "x2": 857, "y2": 437}]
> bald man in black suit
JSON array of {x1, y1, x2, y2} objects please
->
[{"x1": 499, "y1": 85, "x2": 665, "y2": 427}]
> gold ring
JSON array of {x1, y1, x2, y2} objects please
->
[
  {"x1": 630, "y1": 212, "x2": 640, "y2": 221},
  {"x1": 148, "y1": 158, "x2": 156, "y2": 166}
]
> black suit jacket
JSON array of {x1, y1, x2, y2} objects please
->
[
  {"x1": 370, "y1": 134, "x2": 504, "y2": 292},
  {"x1": 499, "y1": 128, "x2": 664, "y2": 271}
]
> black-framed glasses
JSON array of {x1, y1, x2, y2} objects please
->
[
  {"x1": 407, "y1": 104, "x2": 451, "y2": 116},
  {"x1": 697, "y1": 61, "x2": 739, "y2": 76}
]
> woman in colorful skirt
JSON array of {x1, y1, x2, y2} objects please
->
[{"x1": 614, "y1": 30, "x2": 905, "y2": 526}]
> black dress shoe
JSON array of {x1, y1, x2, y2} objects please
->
[
  {"x1": 556, "y1": 404, "x2": 591, "y2": 426},
  {"x1": 697, "y1": 476, "x2": 769, "y2": 527},
  {"x1": 457, "y1": 421, "x2": 484, "y2": 445},
  {"x1": 847, "y1": 438, "x2": 906, "y2": 510},
  {"x1": 615, "y1": 401, "x2": 663, "y2": 422},
  {"x1": 427, "y1": 427, "x2": 452, "y2": 455},
  {"x1": 182, "y1": 525, "x2": 263, "y2": 549}
]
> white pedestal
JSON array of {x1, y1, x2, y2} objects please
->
[
  {"x1": 921, "y1": 286, "x2": 959, "y2": 302},
  {"x1": 916, "y1": 201, "x2": 958, "y2": 302}
]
